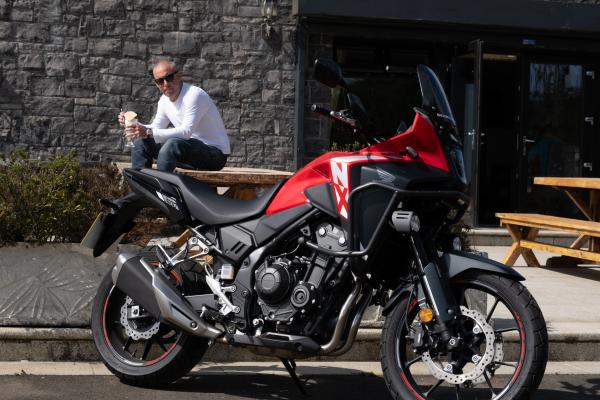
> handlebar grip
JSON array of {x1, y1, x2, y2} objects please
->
[{"x1": 310, "y1": 104, "x2": 331, "y2": 116}]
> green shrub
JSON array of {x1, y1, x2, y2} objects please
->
[{"x1": 0, "y1": 151, "x2": 127, "y2": 246}]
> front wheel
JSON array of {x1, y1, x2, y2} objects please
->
[
  {"x1": 380, "y1": 271, "x2": 548, "y2": 400},
  {"x1": 91, "y1": 271, "x2": 209, "y2": 387}
]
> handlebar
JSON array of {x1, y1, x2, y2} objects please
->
[{"x1": 310, "y1": 104, "x2": 358, "y2": 130}]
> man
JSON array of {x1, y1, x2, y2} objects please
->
[{"x1": 118, "y1": 60, "x2": 230, "y2": 172}]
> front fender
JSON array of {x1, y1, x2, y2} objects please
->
[{"x1": 442, "y1": 251, "x2": 525, "y2": 281}]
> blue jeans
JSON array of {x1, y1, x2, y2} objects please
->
[{"x1": 131, "y1": 137, "x2": 228, "y2": 172}]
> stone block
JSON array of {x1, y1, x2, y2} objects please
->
[
  {"x1": 50, "y1": 117, "x2": 74, "y2": 134},
  {"x1": 109, "y1": 58, "x2": 148, "y2": 77},
  {"x1": 201, "y1": 42, "x2": 232, "y2": 60},
  {"x1": 192, "y1": 14, "x2": 223, "y2": 32},
  {"x1": 261, "y1": 89, "x2": 279, "y2": 103},
  {"x1": 136, "y1": 30, "x2": 163, "y2": 43},
  {"x1": 31, "y1": 77, "x2": 65, "y2": 96},
  {"x1": 74, "y1": 98, "x2": 96, "y2": 105},
  {"x1": 131, "y1": 84, "x2": 157, "y2": 99},
  {"x1": 99, "y1": 74, "x2": 131, "y2": 95},
  {"x1": 222, "y1": 0, "x2": 238, "y2": 15},
  {"x1": 178, "y1": 17, "x2": 193, "y2": 31},
  {"x1": 241, "y1": 24, "x2": 269, "y2": 51},
  {"x1": 222, "y1": 24, "x2": 241, "y2": 41},
  {"x1": 88, "y1": 38, "x2": 122, "y2": 56},
  {"x1": 145, "y1": 14, "x2": 177, "y2": 31},
  {"x1": 163, "y1": 32, "x2": 198, "y2": 55},
  {"x1": 104, "y1": 19, "x2": 134, "y2": 36},
  {"x1": 37, "y1": 0, "x2": 62, "y2": 23},
  {"x1": 0, "y1": 21, "x2": 12, "y2": 39},
  {"x1": 85, "y1": 17, "x2": 105, "y2": 37},
  {"x1": 238, "y1": 6, "x2": 261, "y2": 18},
  {"x1": 229, "y1": 79, "x2": 260, "y2": 98},
  {"x1": 123, "y1": 42, "x2": 147, "y2": 58},
  {"x1": 264, "y1": 70, "x2": 281, "y2": 89},
  {"x1": 10, "y1": 8, "x2": 33, "y2": 21},
  {"x1": 65, "y1": 0, "x2": 93, "y2": 14},
  {"x1": 74, "y1": 105, "x2": 119, "y2": 122},
  {"x1": 65, "y1": 80, "x2": 96, "y2": 98},
  {"x1": 3, "y1": 71, "x2": 30, "y2": 90},
  {"x1": 64, "y1": 38, "x2": 88, "y2": 53},
  {"x1": 213, "y1": 62, "x2": 233, "y2": 79},
  {"x1": 26, "y1": 96, "x2": 73, "y2": 117},
  {"x1": 21, "y1": 116, "x2": 56, "y2": 145},
  {"x1": 133, "y1": 0, "x2": 169, "y2": 12},
  {"x1": 0, "y1": 41, "x2": 17, "y2": 55},
  {"x1": 94, "y1": 0, "x2": 125, "y2": 16},
  {"x1": 182, "y1": 58, "x2": 212, "y2": 80},
  {"x1": 44, "y1": 54, "x2": 79, "y2": 77},
  {"x1": 202, "y1": 79, "x2": 229, "y2": 99},
  {"x1": 15, "y1": 23, "x2": 49, "y2": 42},
  {"x1": 95, "y1": 92, "x2": 122, "y2": 107},
  {"x1": 222, "y1": 106, "x2": 241, "y2": 129}
]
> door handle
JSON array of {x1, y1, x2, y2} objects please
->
[
  {"x1": 523, "y1": 136, "x2": 536, "y2": 144},
  {"x1": 584, "y1": 162, "x2": 593, "y2": 172}
]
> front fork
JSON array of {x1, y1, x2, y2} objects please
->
[{"x1": 409, "y1": 233, "x2": 460, "y2": 348}]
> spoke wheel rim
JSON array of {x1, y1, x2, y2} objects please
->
[
  {"x1": 394, "y1": 281, "x2": 527, "y2": 400},
  {"x1": 102, "y1": 285, "x2": 182, "y2": 367}
]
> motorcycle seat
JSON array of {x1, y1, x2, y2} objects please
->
[{"x1": 135, "y1": 168, "x2": 284, "y2": 225}]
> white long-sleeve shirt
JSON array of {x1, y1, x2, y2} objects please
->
[{"x1": 145, "y1": 82, "x2": 231, "y2": 154}]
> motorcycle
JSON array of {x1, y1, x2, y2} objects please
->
[{"x1": 83, "y1": 59, "x2": 548, "y2": 399}]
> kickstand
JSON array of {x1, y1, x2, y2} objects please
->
[{"x1": 280, "y1": 358, "x2": 309, "y2": 396}]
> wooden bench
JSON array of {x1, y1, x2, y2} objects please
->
[{"x1": 496, "y1": 212, "x2": 600, "y2": 267}]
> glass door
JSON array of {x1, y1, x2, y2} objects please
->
[
  {"x1": 518, "y1": 58, "x2": 598, "y2": 216},
  {"x1": 451, "y1": 40, "x2": 483, "y2": 226}
]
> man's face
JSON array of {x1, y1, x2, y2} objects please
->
[{"x1": 153, "y1": 63, "x2": 182, "y2": 99}]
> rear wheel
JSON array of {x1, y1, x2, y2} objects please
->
[
  {"x1": 380, "y1": 271, "x2": 548, "y2": 400},
  {"x1": 91, "y1": 271, "x2": 209, "y2": 387}
]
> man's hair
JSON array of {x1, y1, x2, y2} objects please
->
[{"x1": 149, "y1": 60, "x2": 179, "y2": 76}]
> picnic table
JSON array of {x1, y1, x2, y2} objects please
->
[{"x1": 497, "y1": 177, "x2": 600, "y2": 267}]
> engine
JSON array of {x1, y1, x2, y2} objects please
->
[{"x1": 254, "y1": 223, "x2": 348, "y2": 329}]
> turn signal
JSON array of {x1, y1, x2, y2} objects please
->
[{"x1": 419, "y1": 307, "x2": 434, "y2": 324}]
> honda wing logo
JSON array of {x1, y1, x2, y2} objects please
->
[{"x1": 156, "y1": 191, "x2": 180, "y2": 211}]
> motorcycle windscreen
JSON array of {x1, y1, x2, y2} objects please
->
[
  {"x1": 81, "y1": 194, "x2": 144, "y2": 257},
  {"x1": 416, "y1": 64, "x2": 456, "y2": 125}
]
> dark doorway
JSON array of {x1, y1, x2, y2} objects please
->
[{"x1": 478, "y1": 57, "x2": 519, "y2": 225}]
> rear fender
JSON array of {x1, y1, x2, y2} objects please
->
[{"x1": 81, "y1": 193, "x2": 147, "y2": 257}]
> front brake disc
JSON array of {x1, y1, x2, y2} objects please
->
[{"x1": 420, "y1": 306, "x2": 497, "y2": 385}]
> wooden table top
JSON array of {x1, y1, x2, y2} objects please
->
[
  {"x1": 534, "y1": 177, "x2": 600, "y2": 190},
  {"x1": 114, "y1": 162, "x2": 293, "y2": 186}
]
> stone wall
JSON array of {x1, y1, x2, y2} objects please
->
[{"x1": 0, "y1": 0, "x2": 296, "y2": 171}]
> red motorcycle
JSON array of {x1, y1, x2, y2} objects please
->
[{"x1": 84, "y1": 59, "x2": 548, "y2": 399}]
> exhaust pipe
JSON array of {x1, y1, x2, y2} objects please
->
[{"x1": 111, "y1": 253, "x2": 222, "y2": 339}]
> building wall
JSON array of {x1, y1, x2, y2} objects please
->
[{"x1": 0, "y1": 0, "x2": 296, "y2": 171}]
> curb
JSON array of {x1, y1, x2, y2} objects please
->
[{"x1": 1, "y1": 327, "x2": 599, "y2": 362}]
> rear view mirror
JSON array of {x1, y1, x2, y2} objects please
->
[{"x1": 314, "y1": 59, "x2": 349, "y2": 90}]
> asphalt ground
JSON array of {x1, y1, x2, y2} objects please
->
[{"x1": 0, "y1": 362, "x2": 598, "y2": 400}]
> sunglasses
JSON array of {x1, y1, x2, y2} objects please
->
[{"x1": 153, "y1": 71, "x2": 178, "y2": 85}]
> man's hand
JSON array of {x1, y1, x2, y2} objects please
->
[
  {"x1": 124, "y1": 123, "x2": 148, "y2": 141},
  {"x1": 118, "y1": 112, "x2": 125, "y2": 128}
]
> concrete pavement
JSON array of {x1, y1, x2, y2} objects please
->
[{"x1": 0, "y1": 362, "x2": 598, "y2": 400}]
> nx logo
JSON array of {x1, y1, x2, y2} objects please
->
[{"x1": 156, "y1": 191, "x2": 180, "y2": 211}]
